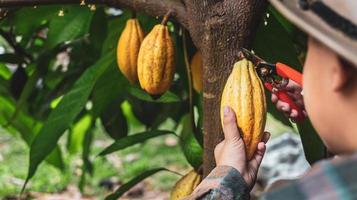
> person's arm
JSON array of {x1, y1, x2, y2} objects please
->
[
  {"x1": 185, "y1": 107, "x2": 270, "y2": 200},
  {"x1": 184, "y1": 166, "x2": 250, "y2": 200}
]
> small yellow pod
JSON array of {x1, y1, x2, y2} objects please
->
[
  {"x1": 117, "y1": 18, "x2": 144, "y2": 84},
  {"x1": 170, "y1": 169, "x2": 201, "y2": 200},
  {"x1": 191, "y1": 52, "x2": 203, "y2": 93}
]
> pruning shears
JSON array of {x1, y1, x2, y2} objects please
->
[{"x1": 239, "y1": 48, "x2": 305, "y2": 122}]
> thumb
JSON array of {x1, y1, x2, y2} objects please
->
[{"x1": 222, "y1": 106, "x2": 241, "y2": 141}]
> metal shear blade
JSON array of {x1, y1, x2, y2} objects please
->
[{"x1": 238, "y1": 48, "x2": 276, "y2": 82}]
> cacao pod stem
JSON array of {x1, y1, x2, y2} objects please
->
[{"x1": 161, "y1": 10, "x2": 173, "y2": 25}]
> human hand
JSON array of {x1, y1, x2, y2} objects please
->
[
  {"x1": 214, "y1": 106, "x2": 270, "y2": 189},
  {"x1": 271, "y1": 80, "x2": 307, "y2": 121}
]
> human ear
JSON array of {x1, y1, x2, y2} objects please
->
[{"x1": 331, "y1": 57, "x2": 355, "y2": 91}]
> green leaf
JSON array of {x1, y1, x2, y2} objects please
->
[
  {"x1": 92, "y1": 62, "x2": 126, "y2": 117},
  {"x1": 98, "y1": 130, "x2": 174, "y2": 156},
  {"x1": 179, "y1": 114, "x2": 203, "y2": 169},
  {"x1": 100, "y1": 102, "x2": 128, "y2": 140},
  {"x1": 105, "y1": 168, "x2": 171, "y2": 200},
  {"x1": 127, "y1": 86, "x2": 181, "y2": 103},
  {"x1": 297, "y1": 120, "x2": 326, "y2": 164},
  {"x1": 45, "y1": 147, "x2": 65, "y2": 171},
  {"x1": 0, "y1": 63, "x2": 11, "y2": 80},
  {"x1": 89, "y1": 7, "x2": 108, "y2": 53},
  {"x1": 11, "y1": 6, "x2": 59, "y2": 38},
  {"x1": 79, "y1": 122, "x2": 95, "y2": 191},
  {"x1": 45, "y1": 6, "x2": 93, "y2": 49},
  {"x1": 68, "y1": 114, "x2": 92, "y2": 154},
  {"x1": 268, "y1": 6, "x2": 295, "y2": 35},
  {"x1": 24, "y1": 50, "x2": 115, "y2": 188},
  {"x1": 253, "y1": 6, "x2": 301, "y2": 72},
  {"x1": 101, "y1": 12, "x2": 130, "y2": 54},
  {"x1": 0, "y1": 96, "x2": 64, "y2": 170},
  {"x1": 0, "y1": 53, "x2": 24, "y2": 64}
]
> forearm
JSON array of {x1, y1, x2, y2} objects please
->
[{"x1": 184, "y1": 166, "x2": 250, "y2": 200}]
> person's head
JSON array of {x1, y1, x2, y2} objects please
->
[
  {"x1": 303, "y1": 37, "x2": 357, "y2": 154},
  {"x1": 269, "y1": 0, "x2": 357, "y2": 154}
]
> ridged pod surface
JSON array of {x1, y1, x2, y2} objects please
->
[
  {"x1": 137, "y1": 24, "x2": 175, "y2": 95},
  {"x1": 220, "y1": 59, "x2": 267, "y2": 160},
  {"x1": 170, "y1": 169, "x2": 201, "y2": 200},
  {"x1": 116, "y1": 18, "x2": 144, "y2": 84},
  {"x1": 190, "y1": 52, "x2": 203, "y2": 93}
]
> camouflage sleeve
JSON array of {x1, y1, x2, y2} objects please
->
[{"x1": 184, "y1": 166, "x2": 250, "y2": 200}]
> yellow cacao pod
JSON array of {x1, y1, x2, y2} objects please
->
[
  {"x1": 170, "y1": 169, "x2": 202, "y2": 200},
  {"x1": 137, "y1": 24, "x2": 175, "y2": 95},
  {"x1": 220, "y1": 59, "x2": 267, "y2": 160},
  {"x1": 116, "y1": 18, "x2": 144, "y2": 84},
  {"x1": 191, "y1": 52, "x2": 203, "y2": 93}
]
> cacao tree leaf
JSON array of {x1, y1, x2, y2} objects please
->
[
  {"x1": 6, "y1": 69, "x2": 39, "y2": 126},
  {"x1": 297, "y1": 119, "x2": 326, "y2": 164},
  {"x1": 45, "y1": 6, "x2": 93, "y2": 49},
  {"x1": 0, "y1": 96, "x2": 64, "y2": 170},
  {"x1": 98, "y1": 130, "x2": 174, "y2": 156},
  {"x1": 179, "y1": 114, "x2": 203, "y2": 169},
  {"x1": 105, "y1": 168, "x2": 171, "y2": 200},
  {"x1": 0, "y1": 53, "x2": 24, "y2": 64},
  {"x1": 0, "y1": 63, "x2": 11, "y2": 80},
  {"x1": 101, "y1": 11, "x2": 130, "y2": 54},
  {"x1": 268, "y1": 6, "x2": 295, "y2": 35},
  {"x1": 92, "y1": 62, "x2": 126, "y2": 118},
  {"x1": 89, "y1": 6, "x2": 107, "y2": 54},
  {"x1": 79, "y1": 122, "x2": 95, "y2": 191},
  {"x1": 68, "y1": 114, "x2": 92, "y2": 154},
  {"x1": 23, "y1": 50, "x2": 115, "y2": 189},
  {"x1": 11, "y1": 6, "x2": 59, "y2": 39},
  {"x1": 100, "y1": 102, "x2": 128, "y2": 140},
  {"x1": 126, "y1": 86, "x2": 181, "y2": 103}
]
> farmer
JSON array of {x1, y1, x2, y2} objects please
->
[{"x1": 186, "y1": 0, "x2": 357, "y2": 199}]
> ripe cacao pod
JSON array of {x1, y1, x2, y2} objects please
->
[
  {"x1": 116, "y1": 18, "x2": 144, "y2": 84},
  {"x1": 137, "y1": 24, "x2": 175, "y2": 95},
  {"x1": 190, "y1": 52, "x2": 203, "y2": 93},
  {"x1": 170, "y1": 169, "x2": 201, "y2": 200},
  {"x1": 220, "y1": 59, "x2": 267, "y2": 160}
]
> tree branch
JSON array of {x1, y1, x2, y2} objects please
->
[{"x1": 0, "y1": 0, "x2": 189, "y2": 28}]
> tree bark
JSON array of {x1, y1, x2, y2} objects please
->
[
  {"x1": 0, "y1": 0, "x2": 268, "y2": 177},
  {"x1": 185, "y1": 0, "x2": 268, "y2": 176}
]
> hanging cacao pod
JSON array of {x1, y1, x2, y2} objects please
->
[
  {"x1": 116, "y1": 18, "x2": 144, "y2": 84},
  {"x1": 170, "y1": 169, "x2": 201, "y2": 200},
  {"x1": 190, "y1": 52, "x2": 203, "y2": 93},
  {"x1": 137, "y1": 24, "x2": 175, "y2": 95},
  {"x1": 220, "y1": 59, "x2": 267, "y2": 160}
]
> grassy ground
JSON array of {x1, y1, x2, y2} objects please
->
[{"x1": 0, "y1": 124, "x2": 190, "y2": 199}]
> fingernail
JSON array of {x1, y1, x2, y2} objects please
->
[{"x1": 224, "y1": 106, "x2": 230, "y2": 116}]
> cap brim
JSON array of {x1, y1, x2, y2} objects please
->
[{"x1": 269, "y1": 0, "x2": 357, "y2": 68}]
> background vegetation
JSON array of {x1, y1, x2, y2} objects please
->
[{"x1": 0, "y1": 4, "x2": 325, "y2": 199}]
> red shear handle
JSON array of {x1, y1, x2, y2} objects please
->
[
  {"x1": 276, "y1": 63, "x2": 303, "y2": 86},
  {"x1": 265, "y1": 83, "x2": 305, "y2": 122}
]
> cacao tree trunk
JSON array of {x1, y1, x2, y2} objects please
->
[{"x1": 186, "y1": 0, "x2": 268, "y2": 176}]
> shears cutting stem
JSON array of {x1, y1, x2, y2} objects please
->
[{"x1": 239, "y1": 49, "x2": 305, "y2": 122}]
